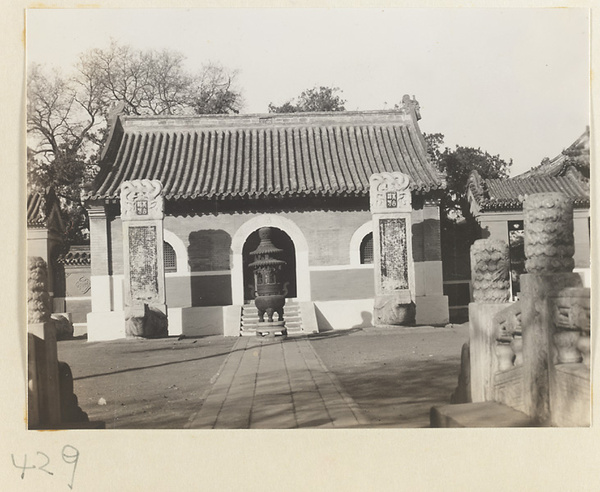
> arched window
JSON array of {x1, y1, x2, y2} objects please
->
[
  {"x1": 164, "y1": 242, "x2": 177, "y2": 272},
  {"x1": 360, "y1": 233, "x2": 374, "y2": 264}
]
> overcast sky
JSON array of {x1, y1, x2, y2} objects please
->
[{"x1": 27, "y1": 8, "x2": 589, "y2": 176}]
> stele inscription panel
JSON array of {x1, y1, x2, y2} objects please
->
[
  {"x1": 128, "y1": 225, "x2": 159, "y2": 302},
  {"x1": 379, "y1": 217, "x2": 409, "y2": 292}
]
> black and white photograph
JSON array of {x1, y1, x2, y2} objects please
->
[{"x1": 5, "y1": 3, "x2": 598, "y2": 490}]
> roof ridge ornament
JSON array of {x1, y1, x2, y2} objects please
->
[{"x1": 401, "y1": 94, "x2": 421, "y2": 121}]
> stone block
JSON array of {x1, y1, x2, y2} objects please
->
[
  {"x1": 430, "y1": 402, "x2": 535, "y2": 428},
  {"x1": 415, "y1": 295, "x2": 449, "y2": 325},
  {"x1": 51, "y1": 314, "x2": 74, "y2": 340},
  {"x1": 550, "y1": 364, "x2": 590, "y2": 427},
  {"x1": 313, "y1": 298, "x2": 374, "y2": 331},
  {"x1": 493, "y1": 366, "x2": 525, "y2": 414},
  {"x1": 125, "y1": 304, "x2": 168, "y2": 338},
  {"x1": 298, "y1": 301, "x2": 319, "y2": 334},
  {"x1": 28, "y1": 322, "x2": 61, "y2": 428},
  {"x1": 374, "y1": 292, "x2": 415, "y2": 326},
  {"x1": 86, "y1": 311, "x2": 126, "y2": 341},
  {"x1": 223, "y1": 305, "x2": 242, "y2": 337},
  {"x1": 469, "y1": 302, "x2": 512, "y2": 402},
  {"x1": 520, "y1": 273, "x2": 582, "y2": 424}
]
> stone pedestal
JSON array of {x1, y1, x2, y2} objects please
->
[
  {"x1": 468, "y1": 239, "x2": 513, "y2": 402},
  {"x1": 469, "y1": 302, "x2": 511, "y2": 402},
  {"x1": 120, "y1": 180, "x2": 168, "y2": 338},
  {"x1": 369, "y1": 172, "x2": 415, "y2": 326},
  {"x1": 520, "y1": 273, "x2": 582, "y2": 424}
]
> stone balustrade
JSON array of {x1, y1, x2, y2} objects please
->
[
  {"x1": 28, "y1": 257, "x2": 92, "y2": 429},
  {"x1": 467, "y1": 192, "x2": 590, "y2": 426},
  {"x1": 468, "y1": 238, "x2": 512, "y2": 402}
]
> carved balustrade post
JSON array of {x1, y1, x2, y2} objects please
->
[
  {"x1": 27, "y1": 257, "x2": 61, "y2": 428},
  {"x1": 520, "y1": 192, "x2": 582, "y2": 425},
  {"x1": 468, "y1": 239, "x2": 512, "y2": 402}
]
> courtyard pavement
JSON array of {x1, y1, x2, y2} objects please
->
[
  {"x1": 57, "y1": 323, "x2": 469, "y2": 429},
  {"x1": 187, "y1": 337, "x2": 368, "y2": 429}
]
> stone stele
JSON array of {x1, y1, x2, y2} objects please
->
[
  {"x1": 120, "y1": 179, "x2": 168, "y2": 338},
  {"x1": 369, "y1": 172, "x2": 416, "y2": 325}
]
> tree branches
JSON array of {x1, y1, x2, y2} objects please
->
[
  {"x1": 27, "y1": 40, "x2": 243, "y2": 244},
  {"x1": 269, "y1": 86, "x2": 346, "y2": 113},
  {"x1": 424, "y1": 133, "x2": 512, "y2": 221}
]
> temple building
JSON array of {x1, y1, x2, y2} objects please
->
[
  {"x1": 467, "y1": 128, "x2": 590, "y2": 296},
  {"x1": 84, "y1": 96, "x2": 450, "y2": 340}
]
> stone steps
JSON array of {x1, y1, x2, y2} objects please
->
[
  {"x1": 430, "y1": 402, "x2": 536, "y2": 428},
  {"x1": 240, "y1": 300, "x2": 304, "y2": 336}
]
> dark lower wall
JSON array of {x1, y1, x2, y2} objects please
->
[
  {"x1": 165, "y1": 274, "x2": 232, "y2": 307},
  {"x1": 310, "y1": 268, "x2": 374, "y2": 301}
]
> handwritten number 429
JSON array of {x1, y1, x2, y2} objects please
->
[{"x1": 11, "y1": 445, "x2": 79, "y2": 489}]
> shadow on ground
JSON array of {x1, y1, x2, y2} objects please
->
[
  {"x1": 56, "y1": 325, "x2": 469, "y2": 429},
  {"x1": 309, "y1": 325, "x2": 469, "y2": 427}
]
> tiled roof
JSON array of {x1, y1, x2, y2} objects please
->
[
  {"x1": 468, "y1": 167, "x2": 589, "y2": 212},
  {"x1": 57, "y1": 246, "x2": 91, "y2": 266},
  {"x1": 27, "y1": 192, "x2": 46, "y2": 227},
  {"x1": 518, "y1": 127, "x2": 590, "y2": 179},
  {"x1": 88, "y1": 105, "x2": 445, "y2": 203}
]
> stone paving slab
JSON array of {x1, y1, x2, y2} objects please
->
[
  {"x1": 187, "y1": 336, "x2": 369, "y2": 429},
  {"x1": 430, "y1": 402, "x2": 536, "y2": 428}
]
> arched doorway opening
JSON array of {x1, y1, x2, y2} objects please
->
[{"x1": 242, "y1": 227, "x2": 297, "y2": 303}]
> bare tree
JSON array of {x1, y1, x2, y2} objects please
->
[{"x1": 27, "y1": 41, "x2": 243, "y2": 243}]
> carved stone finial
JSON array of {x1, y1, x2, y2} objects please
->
[
  {"x1": 470, "y1": 239, "x2": 511, "y2": 303},
  {"x1": 524, "y1": 192, "x2": 574, "y2": 274},
  {"x1": 120, "y1": 180, "x2": 164, "y2": 221},
  {"x1": 369, "y1": 172, "x2": 412, "y2": 213},
  {"x1": 28, "y1": 256, "x2": 51, "y2": 323}
]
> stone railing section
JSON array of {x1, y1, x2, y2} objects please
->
[
  {"x1": 468, "y1": 192, "x2": 590, "y2": 426},
  {"x1": 490, "y1": 301, "x2": 526, "y2": 413},
  {"x1": 547, "y1": 287, "x2": 591, "y2": 427}
]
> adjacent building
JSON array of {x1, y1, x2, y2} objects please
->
[{"x1": 467, "y1": 128, "x2": 590, "y2": 296}]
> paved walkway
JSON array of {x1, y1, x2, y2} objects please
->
[{"x1": 186, "y1": 336, "x2": 369, "y2": 429}]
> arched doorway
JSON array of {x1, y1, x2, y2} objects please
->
[{"x1": 242, "y1": 227, "x2": 297, "y2": 303}]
